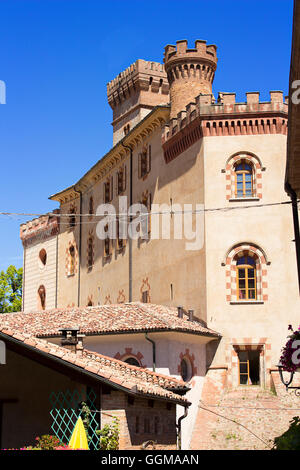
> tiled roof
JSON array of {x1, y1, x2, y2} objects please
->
[
  {"x1": 0, "y1": 327, "x2": 189, "y2": 406},
  {"x1": 0, "y1": 302, "x2": 220, "y2": 338}
]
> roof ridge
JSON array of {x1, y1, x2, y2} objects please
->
[
  {"x1": 0, "y1": 303, "x2": 221, "y2": 338},
  {"x1": 139, "y1": 302, "x2": 175, "y2": 328}
]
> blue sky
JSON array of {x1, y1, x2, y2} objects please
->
[{"x1": 0, "y1": 0, "x2": 294, "y2": 271}]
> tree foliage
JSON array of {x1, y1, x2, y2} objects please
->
[
  {"x1": 96, "y1": 417, "x2": 119, "y2": 450},
  {"x1": 0, "y1": 265, "x2": 23, "y2": 313},
  {"x1": 273, "y1": 416, "x2": 300, "y2": 450}
]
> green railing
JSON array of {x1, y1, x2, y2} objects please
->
[{"x1": 49, "y1": 388, "x2": 100, "y2": 450}]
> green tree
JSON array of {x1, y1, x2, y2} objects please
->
[
  {"x1": 0, "y1": 265, "x2": 23, "y2": 313},
  {"x1": 273, "y1": 417, "x2": 300, "y2": 450}
]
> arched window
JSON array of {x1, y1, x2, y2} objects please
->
[
  {"x1": 38, "y1": 285, "x2": 46, "y2": 310},
  {"x1": 87, "y1": 236, "x2": 94, "y2": 269},
  {"x1": 124, "y1": 357, "x2": 140, "y2": 367},
  {"x1": 224, "y1": 153, "x2": 264, "y2": 201},
  {"x1": 39, "y1": 249, "x2": 47, "y2": 267},
  {"x1": 88, "y1": 197, "x2": 94, "y2": 217},
  {"x1": 236, "y1": 254, "x2": 256, "y2": 300},
  {"x1": 69, "y1": 245, "x2": 75, "y2": 276},
  {"x1": 180, "y1": 357, "x2": 192, "y2": 382},
  {"x1": 224, "y1": 243, "x2": 269, "y2": 302},
  {"x1": 234, "y1": 160, "x2": 253, "y2": 198}
]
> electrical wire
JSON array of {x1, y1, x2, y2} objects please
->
[
  {"x1": 3, "y1": 199, "x2": 299, "y2": 224},
  {"x1": 198, "y1": 403, "x2": 272, "y2": 449},
  {"x1": 201, "y1": 402, "x2": 300, "y2": 411}
]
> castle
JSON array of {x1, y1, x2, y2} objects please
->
[{"x1": 18, "y1": 39, "x2": 300, "y2": 448}]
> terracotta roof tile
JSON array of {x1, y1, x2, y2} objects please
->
[
  {"x1": 0, "y1": 326, "x2": 190, "y2": 406},
  {"x1": 0, "y1": 302, "x2": 220, "y2": 338}
]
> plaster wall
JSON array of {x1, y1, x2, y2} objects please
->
[{"x1": 23, "y1": 235, "x2": 57, "y2": 311}]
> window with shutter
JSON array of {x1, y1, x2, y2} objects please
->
[
  {"x1": 69, "y1": 245, "x2": 75, "y2": 275},
  {"x1": 110, "y1": 176, "x2": 113, "y2": 201},
  {"x1": 117, "y1": 166, "x2": 126, "y2": 195},
  {"x1": 140, "y1": 192, "x2": 151, "y2": 236},
  {"x1": 139, "y1": 145, "x2": 151, "y2": 179},
  {"x1": 87, "y1": 237, "x2": 94, "y2": 269},
  {"x1": 88, "y1": 197, "x2": 94, "y2": 217},
  {"x1": 104, "y1": 224, "x2": 111, "y2": 257},
  {"x1": 69, "y1": 207, "x2": 76, "y2": 228},
  {"x1": 104, "y1": 182, "x2": 110, "y2": 203}
]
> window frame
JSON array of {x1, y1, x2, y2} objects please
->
[
  {"x1": 234, "y1": 161, "x2": 253, "y2": 198},
  {"x1": 69, "y1": 245, "x2": 76, "y2": 276},
  {"x1": 236, "y1": 255, "x2": 257, "y2": 301}
]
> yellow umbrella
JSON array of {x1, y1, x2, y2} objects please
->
[{"x1": 68, "y1": 416, "x2": 89, "y2": 450}]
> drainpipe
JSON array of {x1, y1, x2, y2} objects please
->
[
  {"x1": 121, "y1": 142, "x2": 133, "y2": 302},
  {"x1": 74, "y1": 186, "x2": 83, "y2": 307},
  {"x1": 55, "y1": 231, "x2": 58, "y2": 308},
  {"x1": 285, "y1": 181, "x2": 300, "y2": 294},
  {"x1": 145, "y1": 332, "x2": 156, "y2": 372},
  {"x1": 177, "y1": 406, "x2": 188, "y2": 450},
  {"x1": 22, "y1": 242, "x2": 26, "y2": 311}
]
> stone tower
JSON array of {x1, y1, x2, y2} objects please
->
[{"x1": 164, "y1": 39, "x2": 218, "y2": 118}]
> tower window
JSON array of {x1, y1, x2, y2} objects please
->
[
  {"x1": 236, "y1": 255, "x2": 256, "y2": 300},
  {"x1": 235, "y1": 161, "x2": 253, "y2": 198}
]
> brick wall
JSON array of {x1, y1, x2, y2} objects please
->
[
  {"x1": 190, "y1": 367, "x2": 227, "y2": 450},
  {"x1": 101, "y1": 391, "x2": 177, "y2": 450}
]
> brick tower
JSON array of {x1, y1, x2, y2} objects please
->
[
  {"x1": 107, "y1": 60, "x2": 169, "y2": 145},
  {"x1": 164, "y1": 39, "x2": 218, "y2": 118}
]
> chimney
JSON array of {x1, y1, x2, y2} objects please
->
[
  {"x1": 59, "y1": 327, "x2": 85, "y2": 355},
  {"x1": 177, "y1": 306, "x2": 183, "y2": 319},
  {"x1": 188, "y1": 309, "x2": 194, "y2": 321}
]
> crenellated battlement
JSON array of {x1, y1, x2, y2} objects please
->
[
  {"x1": 107, "y1": 59, "x2": 169, "y2": 109},
  {"x1": 107, "y1": 60, "x2": 166, "y2": 94},
  {"x1": 107, "y1": 59, "x2": 169, "y2": 145},
  {"x1": 163, "y1": 40, "x2": 218, "y2": 119},
  {"x1": 162, "y1": 91, "x2": 288, "y2": 163},
  {"x1": 164, "y1": 39, "x2": 217, "y2": 64}
]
